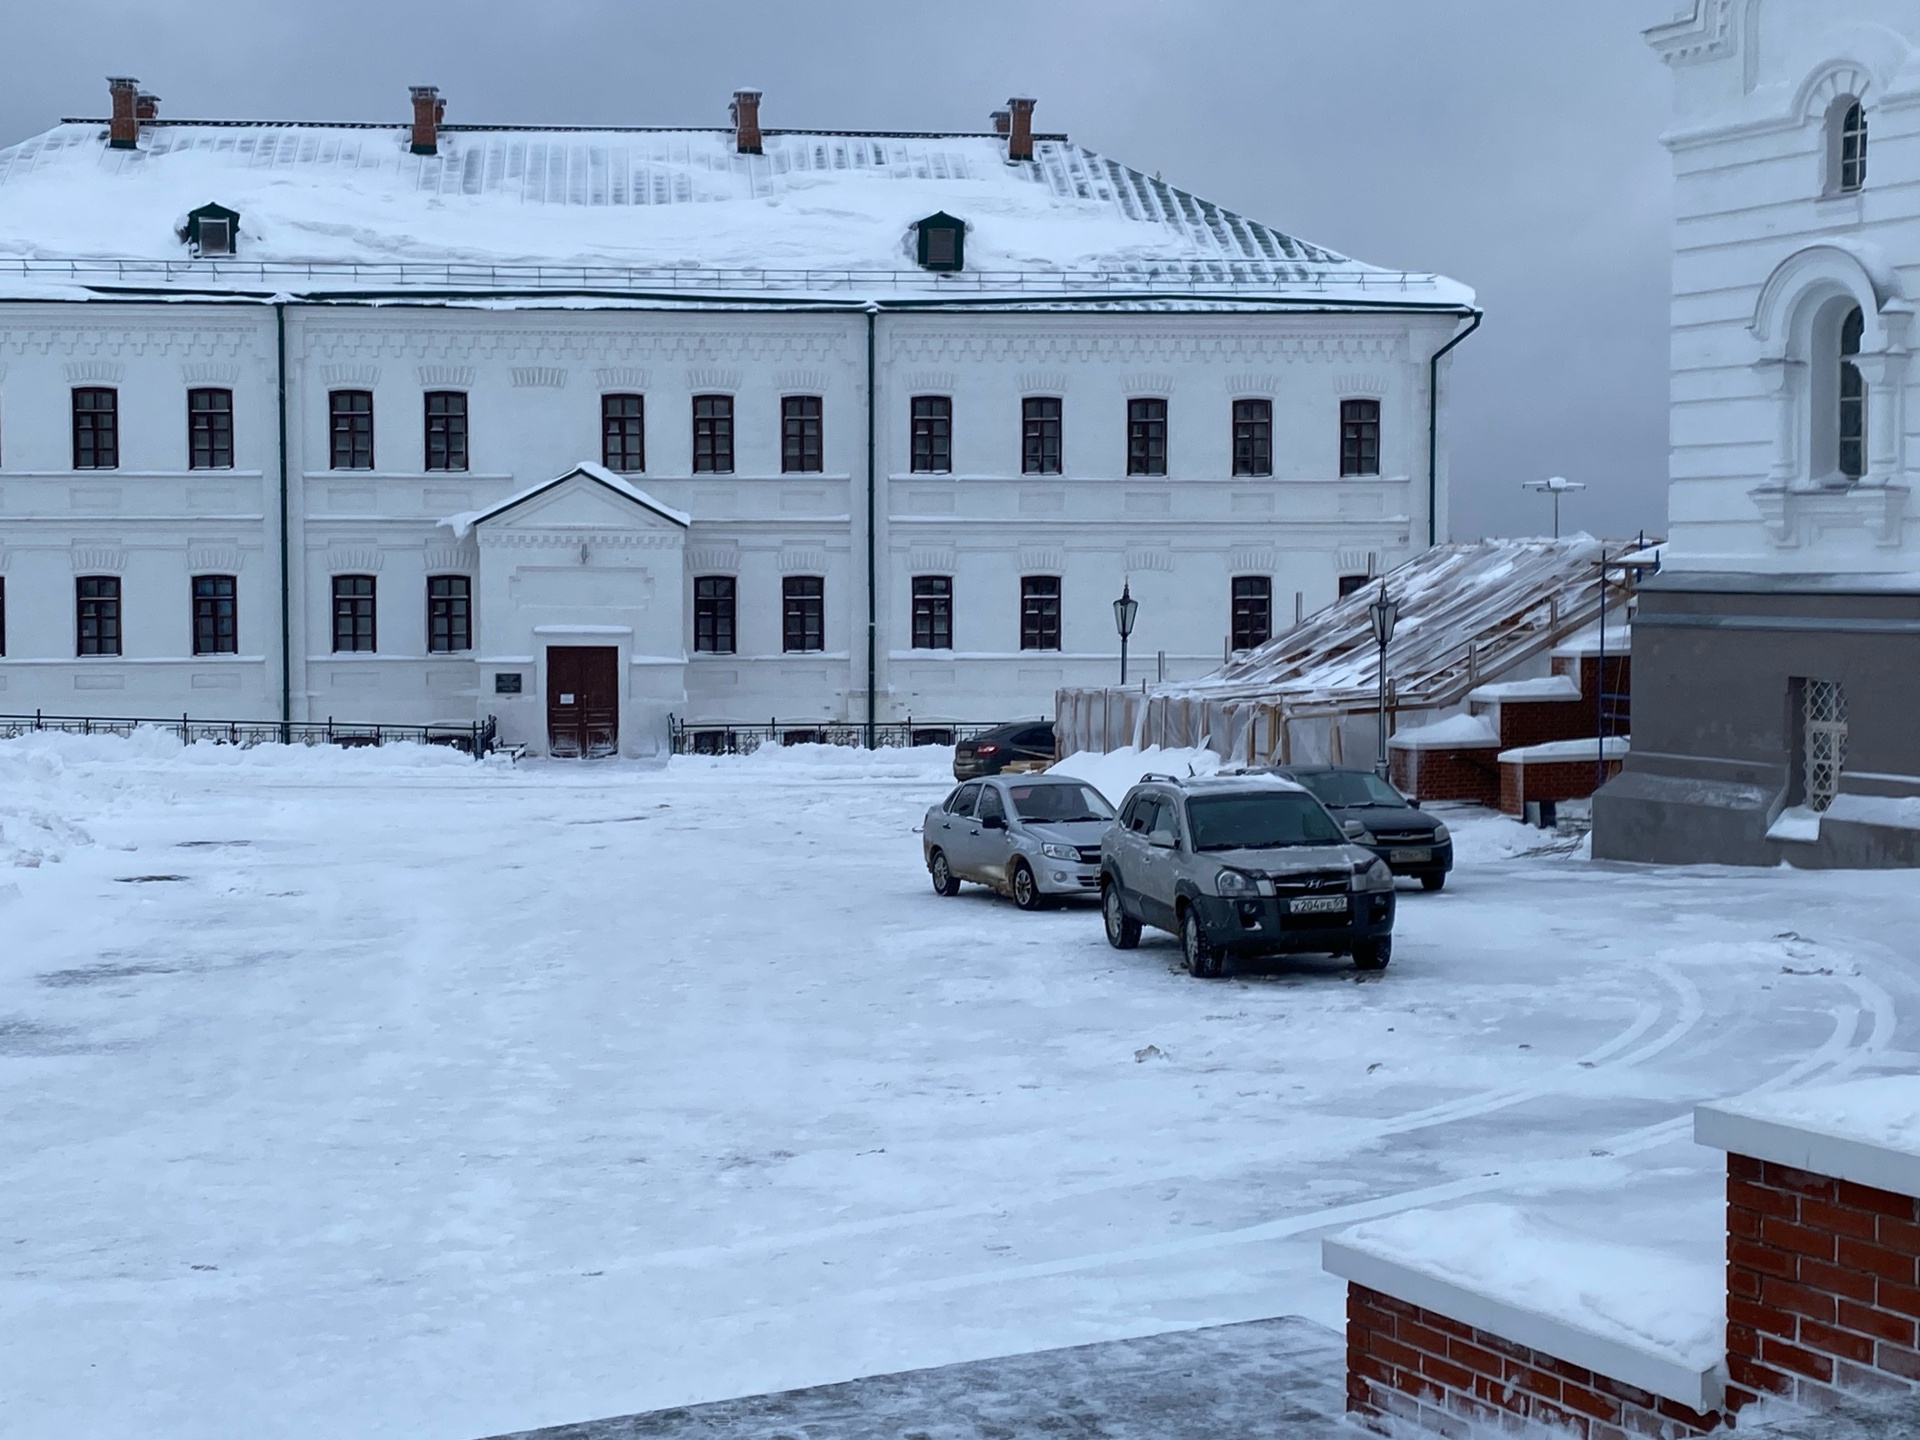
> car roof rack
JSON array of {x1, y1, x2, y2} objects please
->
[{"x1": 1137, "y1": 772, "x2": 1185, "y2": 785}]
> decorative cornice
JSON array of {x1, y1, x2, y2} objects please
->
[
  {"x1": 0, "y1": 328, "x2": 254, "y2": 361},
  {"x1": 891, "y1": 332, "x2": 1406, "y2": 367},
  {"x1": 1230, "y1": 547, "x2": 1279, "y2": 573},
  {"x1": 902, "y1": 370, "x2": 956, "y2": 392},
  {"x1": 1019, "y1": 371, "x2": 1069, "y2": 395},
  {"x1": 909, "y1": 547, "x2": 957, "y2": 574},
  {"x1": 1337, "y1": 549, "x2": 1377, "y2": 577},
  {"x1": 322, "y1": 363, "x2": 380, "y2": 387},
  {"x1": 595, "y1": 366, "x2": 649, "y2": 390},
  {"x1": 326, "y1": 541, "x2": 383, "y2": 573},
  {"x1": 71, "y1": 541, "x2": 126, "y2": 573},
  {"x1": 422, "y1": 540, "x2": 479, "y2": 572},
  {"x1": 1019, "y1": 547, "x2": 1066, "y2": 574},
  {"x1": 1122, "y1": 372, "x2": 1176, "y2": 397},
  {"x1": 65, "y1": 360, "x2": 124, "y2": 384},
  {"x1": 1225, "y1": 374, "x2": 1278, "y2": 397},
  {"x1": 187, "y1": 540, "x2": 243, "y2": 573},
  {"x1": 686, "y1": 542, "x2": 741, "y2": 572},
  {"x1": 778, "y1": 547, "x2": 828, "y2": 574},
  {"x1": 478, "y1": 529, "x2": 680, "y2": 551},
  {"x1": 180, "y1": 362, "x2": 240, "y2": 385},
  {"x1": 418, "y1": 364, "x2": 475, "y2": 388},
  {"x1": 773, "y1": 369, "x2": 829, "y2": 393},
  {"x1": 1645, "y1": 0, "x2": 1737, "y2": 68},
  {"x1": 1336, "y1": 372, "x2": 1389, "y2": 397},
  {"x1": 687, "y1": 368, "x2": 743, "y2": 393},
  {"x1": 511, "y1": 366, "x2": 568, "y2": 389}
]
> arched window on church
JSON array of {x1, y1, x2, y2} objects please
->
[
  {"x1": 1829, "y1": 98, "x2": 1868, "y2": 194},
  {"x1": 1839, "y1": 305, "x2": 1866, "y2": 481}
]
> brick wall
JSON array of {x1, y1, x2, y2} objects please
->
[
  {"x1": 1391, "y1": 745, "x2": 1500, "y2": 805},
  {"x1": 1346, "y1": 1283, "x2": 1723, "y2": 1439},
  {"x1": 1500, "y1": 756, "x2": 1625, "y2": 815},
  {"x1": 1490, "y1": 697, "x2": 1598, "y2": 750},
  {"x1": 1725, "y1": 1152, "x2": 1920, "y2": 1409}
]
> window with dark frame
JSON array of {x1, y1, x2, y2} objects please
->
[
  {"x1": 73, "y1": 388, "x2": 119, "y2": 470},
  {"x1": 76, "y1": 575, "x2": 121, "y2": 656},
  {"x1": 694, "y1": 575, "x2": 736, "y2": 654},
  {"x1": 329, "y1": 390, "x2": 374, "y2": 470},
  {"x1": 1839, "y1": 100, "x2": 1868, "y2": 193},
  {"x1": 188, "y1": 388, "x2": 234, "y2": 470},
  {"x1": 1338, "y1": 574, "x2": 1371, "y2": 599},
  {"x1": 693, "y1": 394, "x2": 735, "y2": 474},
  {"x1": 1127, "y1": 398, "x2": 1167, "y2": 476},
  {"x1": 1231, "y1": 576, "x2": 1272, "y2": 652},
  {"x1": 911, "y1": 395, "x2": 952, "y2": 473},
  {"x1": 0, "y1": 576, "x2": 7, "y2": 656},
  {"x1": 1020, "y1": 575, "x2": 1061, "y2": 652},
  {"x1": 1840, "y1": 305, "x2": 1867, "y2": 481},
  {"x1": 1340, "y1": 399, "x2": 1381, "y2": 477},
  {"x1": 427, "y1": 575, "x2": 471, "y2": 653},
  {"x1": 782, "y1": 575, "x2": 824, "y2": 653},
  {"x1": 332, "y1": 574, "x2": 376, "y2": 653},
  {"x1": 912, "y1": 575, "x2": 953, "y2": 650},
  {"x1": 782, "y1": 395, "x2": 824, "y2": 473},
  {"x1": 1022, "y1": 397, "x2": 1062, "y2": 475},
  {"x1": 1232, "y1": 398, "x2": 1273, "y2": 478},
  {"x1": 192, "y1": 574, "x2": 238, "y2": 656},
  {"x1": 601, "y1": 394, "x2": 645, "y2": 473},
  {"x1": 424, "y1": 392, "x2": 469, "y2": 473}
]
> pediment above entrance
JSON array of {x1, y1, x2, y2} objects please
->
[{"x1": 447, "y1": 462, "x2": 690, "y2": 548}]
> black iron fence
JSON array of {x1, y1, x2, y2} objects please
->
[
  {"x1": 668, "y1": 717, "x2": 1002, "y2": 757},
  {"x1": 0, "y1": 710, "x2": 504, "y2": 759}
]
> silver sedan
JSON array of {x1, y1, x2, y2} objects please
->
[{"x1": 923, "y1": 775, "x2": 1116, "y2": 910}]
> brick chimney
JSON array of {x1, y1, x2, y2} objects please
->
[
  {"x1": 107, "y1": 77, "x2": 140, "y2": 150},
  {"x1": 990, "y1": 109, "x2": 1010, "y2": 136},
  {"x1": 731, "y1": 88, "x2": 763, "y2": 155},
  {"x1": 1006, "y1": 97, "x2": 1035, "y2": 162},
  {"x1": 135, "y1": 91, "x2": 160, "y2": 122},
  {"x1": 409, "y1": 85, "x2": 444, "y2": 156}
]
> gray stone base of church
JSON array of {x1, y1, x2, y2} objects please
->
[
  {"x1": 477, "y1": 1317, "x2": 1351, "y2": 1440},
  {"x1": 1593, "y1": 572, "x2": 1920, "y2": 869}
]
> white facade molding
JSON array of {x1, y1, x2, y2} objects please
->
[
  {"x1": 1335, "y1": 372, "x2": 1389, "y2": 397},
  {"x1": 1750, "y1": 241, "x2": 1904, "y2": 353},
  {"x1": 777, "y1": 547, "x2": 827, "y2": 574},
  {"x1": 1337, "y1": 549, "x2": 1377, "y2": 576},
  {"x1": 1120, "y1": 372, "x2": 1175, "y2": 397},
  {"x1": 1018, "y1": 371, "x2": 1069, "y2": 395},
  {"x1": 908, "y1": 547, "x2": 957, "y2": 575},
  {"x1": 1230, "y1": 547, "x2": 1279, "y2": 574},
  {"x1": 1797, "y1": 61, "x2": 1877, "y2": 120},
  {"x1": 1224, "y1": 374, "x2": 1278, "y2": 397},
  {"x1": 421, "y1": 541, "x2": 478, "y2": 573},
  {"x1": 1124, "y1": 544, "x2": 1175, "y2": 574},
  {"x1": 685, "y1": 368, "x2": 743, "y2": 393},
  {"x1": 186, "y1": 540, "x2": 244, "y2": 573},
  {"x1": 179, "y1": 362, "x2": 240, "y2": 385},
  {"x1": 325, "y1": 541, "x2": 383, "y2": 573},
  {"x1": 417, "y1": 365, "x2": 475, "y2": 388},
  {"x1": 772, "y1": 369, "x2": 828, "y2": 393},
  {"x1": 594, "y1": 366, "x2": 649, "y2": 390},
  {"x1": 510, "y1": 366, "x2": 568, "y2": 389},
  {"x1": 70, "y1": 541, "x2": 126, "y2": 573},
  {"x1": 1749, "y1": 481, "x2": 1910, "y2": 549},
  {"x1": 64, "y1": 360, "x2": 123, "y2": 384},
  {"x1": 1019, "y1": 547, "x2": 1067, "y2": 575},
  {"x1": 901, "y1": 370, "x2": 956, "y2": 392},
  {"x1": 686, "y1": 543, "x2": 741, "y2": 573},
  {"x1": 1644, "y1": 0, "x2": 1739, "y2": 69}
]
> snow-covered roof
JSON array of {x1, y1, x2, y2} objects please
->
[{"x1": 0, "y1": 118, "x2": 1474, "y2": 309}]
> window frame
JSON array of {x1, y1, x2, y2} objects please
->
[
  {"x1": 329, "y1": 390, "x2": 374, "y2": 471},
  {"x1": 911, "y1": 574, "x2": 953, "y2": 650},
  {"x1": 692, "y1": 394, "x2": 735, "y2": 475},
  {"x1": 1340, "y1": 398, "x2": 1382, "y2": 478},
  {"x1": 782, "y1": 574, "x2": 825, "y2": 654},
  {"x1": 0, "y1": 575, "x2": 6, "y2": 657},
  {"x1": 1231, "y1": 576, "x2": 1273, "y2": 652},
  {"x1": 72, "y1": 387, "x2": 119, "y2": 470},
  {"x1": 694, "y1": 575, "x2": 737, "y2": 655},
  {"x1": 191, "y1": 573, "x2": 238, "y2": 656},
  {"x1": 1022, "y1": 396, "x2": 1063, "y2": 476},
  {"x1": 188, "y1": 387, "x2": 235, "y2": 471},
  {"x1": 1232, "y1": 397, "x2": 1273, "y2": 478},
  {"x1": 423, "y1": 391, "x2": 469, "y2": 474},
  {"x1": 601, "y1": 393, "x2": 645, "y2": 474},
  {"x1": 1127, "y1": 397, "x2": 1168, "y2": 477},
  {"x1": 331, "y1": 574, "x2": 377, "y2": 653},
  {"x1": 1839, "y1": 305, "x2": 1867, "y2": 482},
  {"x1": 910, "y1": 395, "x2": 952, "y2": 474},
  {"x1": 76, "y1": 575, "x2": 122, "y2": 657},
  {"x1": 1834, "y1": 98, "x2": 1868, "y2": 195},
  {"x1": 780, "y1": 395, "x2": 824, "y2": 474},
  {"x1": 1020, "y1": 575, "x2": 1062, "y2": 652},
  {"x1": 426, "y1": 574, "x2": 471, "y2": 654}
]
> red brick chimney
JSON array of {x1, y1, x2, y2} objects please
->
[
  {"x1": 107, "y1": 77, "x2": 140, "y2": 150},
  {"x1": 731, "y1": 88, "x2": 763, "y2": 155},
  {"x1": 135, "y1": 91, "x2": 160, "y2": 122},
  {"x1": 1006, "y1": 97, "x2": 1035, "y2": 162},
  {"x1": 409, "y1": 85, "x2": 444, "y2": 156},
  {"x1": 990, "y1": 109, "x2": 1010, "y2": 136}
]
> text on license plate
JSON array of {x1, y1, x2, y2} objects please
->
[
  {"x1": 1290, "y1": 895, "x2": 1349, "y2": 915},
  {"x1": 1390, "y1": 848, "x2": 1431, "y2": 864}
]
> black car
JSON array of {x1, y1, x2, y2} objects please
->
[
  {"x1": 1265, "y1": 766, "x2": 1454, "y2": 891},
  {"x1": 953, "y1": 720, "x2": 1056, "y2": 780}
]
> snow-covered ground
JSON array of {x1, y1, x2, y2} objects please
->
[{"x1": 1, "y1": 733, "x2": 1915, "y2": 1440}]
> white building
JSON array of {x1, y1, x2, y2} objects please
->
[
  {"x1": 1597, "y1": 0, "x2": 1920, "y2": 866},
  {"x1": 0, "y1": 82, "x2": 1476, "y2": 757}
]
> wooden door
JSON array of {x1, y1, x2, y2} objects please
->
[{"x1": 546, "y1": 646, "x2": 619, "y2": 757}]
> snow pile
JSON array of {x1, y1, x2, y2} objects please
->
[
  {"x1": 1336, "y1": 1203, "x2": 1725, "y2": 1371},
  {"x1": 1499, "y1": 736, "x2": 1629, "y2": 764},
  {"x1": 1389, "y1": 713, "x2": 1499, "y2": 750},
  {"x1": 0, "y1": 740, "x2": 97, "y2": 868},
  {"x1": 1467, "y1": 675, "x2": 1581, "y2": 702},
  {"x1": 1713, "y1": 1076, "x2": 1920, "y2": 1159},
  {"x1": 1048, "y1": 745, "x2": 1223, "y2": 804},
  {"x1": 667, "y1": 741, "x2": 956, "y2": 784},
  {"x1": 1828, "y1": 793, "x2": 1920, "y2": 833}
]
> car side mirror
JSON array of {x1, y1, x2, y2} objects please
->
[
  {"x1": 981, "y1": 814, "x2": 1006, "y2": 830},
  {"x1": 1409, "y1": 799, "x2": 1422, "y2": 810},
  {"x1": 1342, "y1": 819, "x2": 1369, "y2": 840},
  {"x1": 1148, "y1": 831, "x2": 1177, "y2": 850}
]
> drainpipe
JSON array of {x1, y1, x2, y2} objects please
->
[
  {"x1": 1426, "y1": 309, "x2": 1483, "y2": 547},
  {"x1": 865, "y1": 303, "x2": 879, "y2": 749},
  {"x1": 275, "y1": 301, "x2": 292, "y2": 741}
]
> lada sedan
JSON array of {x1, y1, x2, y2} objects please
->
[{"x1": 924, "y1": 774, "x2": 1116, "y2": 910}]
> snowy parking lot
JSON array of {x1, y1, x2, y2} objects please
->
[{"x1": 2, "y1": 734, "x2": 1917, "y2": 1440}]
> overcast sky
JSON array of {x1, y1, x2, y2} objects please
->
[{"x1": 2, "y1": 0, "x2": 1685, "y2": 542}]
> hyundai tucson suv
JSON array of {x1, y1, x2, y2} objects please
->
[
  {"x1": 924, "y1": 774, "x2": 1116, "y2": 909},
  {"x1": 1099, "y1": 773, "x2": 1397, "y2": 976},
  {"x1": 1266, "y1": 766, "x2": 1454, "y2": 891},
  {"x1": 952, "y1": 721, "x2": 1056, "y2": 780}
]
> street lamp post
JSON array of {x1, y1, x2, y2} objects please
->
[
  {"x1": 1113, "y1": 582, "x2": 1139, "y2": 685},
  {"x1": 1522, "y1": 475, "x2": 1587, "y2": 540},
  {"x1": 1367, "y1": 582, "x2": 1400, "y2": 779}
]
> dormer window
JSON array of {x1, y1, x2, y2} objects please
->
[
  {"x1": 915, "y1": 212, "x2": 966, "y2": 273},
  {"x1": 184, "y1": 202, "x2": 240, "y2": 257}
]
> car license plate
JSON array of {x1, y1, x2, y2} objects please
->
[
  {"x1": 1390, "y1": 848, "x2": 1431, "y2": 864},
  {"x1": 1290, "y1": 896, "x2": 1349, "y2": 915}
]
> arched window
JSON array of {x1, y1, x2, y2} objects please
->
[
  {"x1": 1839, "y1": 305, "x2": 1865, "y2": 480},
  {"x1": 1829, "y1": 98, "x2": 1868, "y2": 194}
]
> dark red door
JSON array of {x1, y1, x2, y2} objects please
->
[{"x1": 546, "y1": 646, "x2": 619, "y2": 757}]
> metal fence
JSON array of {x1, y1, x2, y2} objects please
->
[
  {"x1": 668, "y1": 718, "x2": 1003, "y2": 756},
  {"x1": 0, "y1": 710, "x2": 504, "y2": 759}
]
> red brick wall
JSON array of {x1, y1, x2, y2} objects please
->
[
  {"x1": 1347, "y1": 1283, "x2": 1723, "y2": 1439},
  {"x1": 1500, "y1": 756, "x2": 1625, "y2": 815},
  {"x1": 1392, "y1": 745, "x2": 1500, "y2": 805},
  {"x1": 1492, "y1": 698, "x2": 1597, "y2": 750},
  {"x1": 1725, "y1": 1153, "x2": 1920, "y2": 1410}
]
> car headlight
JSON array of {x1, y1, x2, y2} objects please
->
[
  {"x1": 1041, "y1": 842, "x2": 1080, "y2": 862},
  {"x1": 1433, "y1": 823, "x2": 1451, "y2": 844},
  {"x1": 1351, "y1": 858, "x2": 1394, "y2": 891},
  {"x1": 1216, "y1": 868, "x2": 1262, "y2": 898}
]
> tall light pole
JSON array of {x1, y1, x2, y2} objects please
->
[
  {"x1": 1523, "y1": 475, "x2": 1586, "y2": 540},
  {"x1": 1367, "y1": 582, "x2": 1400, "y2": 779},
  {"x1": 1113, "y1": 582, "x2": 1139, "y2": 686}
]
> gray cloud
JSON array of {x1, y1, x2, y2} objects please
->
[{"x1": 1, "y1": 0, "x2": 1682, "y2": 541}]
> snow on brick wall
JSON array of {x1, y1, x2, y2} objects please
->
[
  {"x1": 1391, "y1": 745, "x2": 1499, "y2": 805},
  {"x1": 1500, "y1": 757, "x2": 1623, "y2": 816}
]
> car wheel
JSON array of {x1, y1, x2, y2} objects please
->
[
  {"x1": 1421, "y1": 873, "x2": 1446, "y2": 892},
  {"x1": 1103, "y1": 882, "x2": 1141, "y2": 950},
  {"x1": 929, "y1": 849, "x2": 961, "y2": 898},
  {"x1": 1011, "y1": 861, "x2": 1047, "y2": 912},
  {"x1": 1182, "y1": 907, "x2": 1228, "y2": 979},
  {"x1": 1354, "y1": 937, "x2": 1393, "y2": 971}
]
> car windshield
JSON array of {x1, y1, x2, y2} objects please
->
[
  {"x1": 1007, "y1": 783, "x2": 1115, "y2": 824},
  {"x1": 1294, "y1": 771, "x2": 1408, "y2": 809},
  {"x1": 1187, "y1": 793, "x2": 1345, "y2": 851}
]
